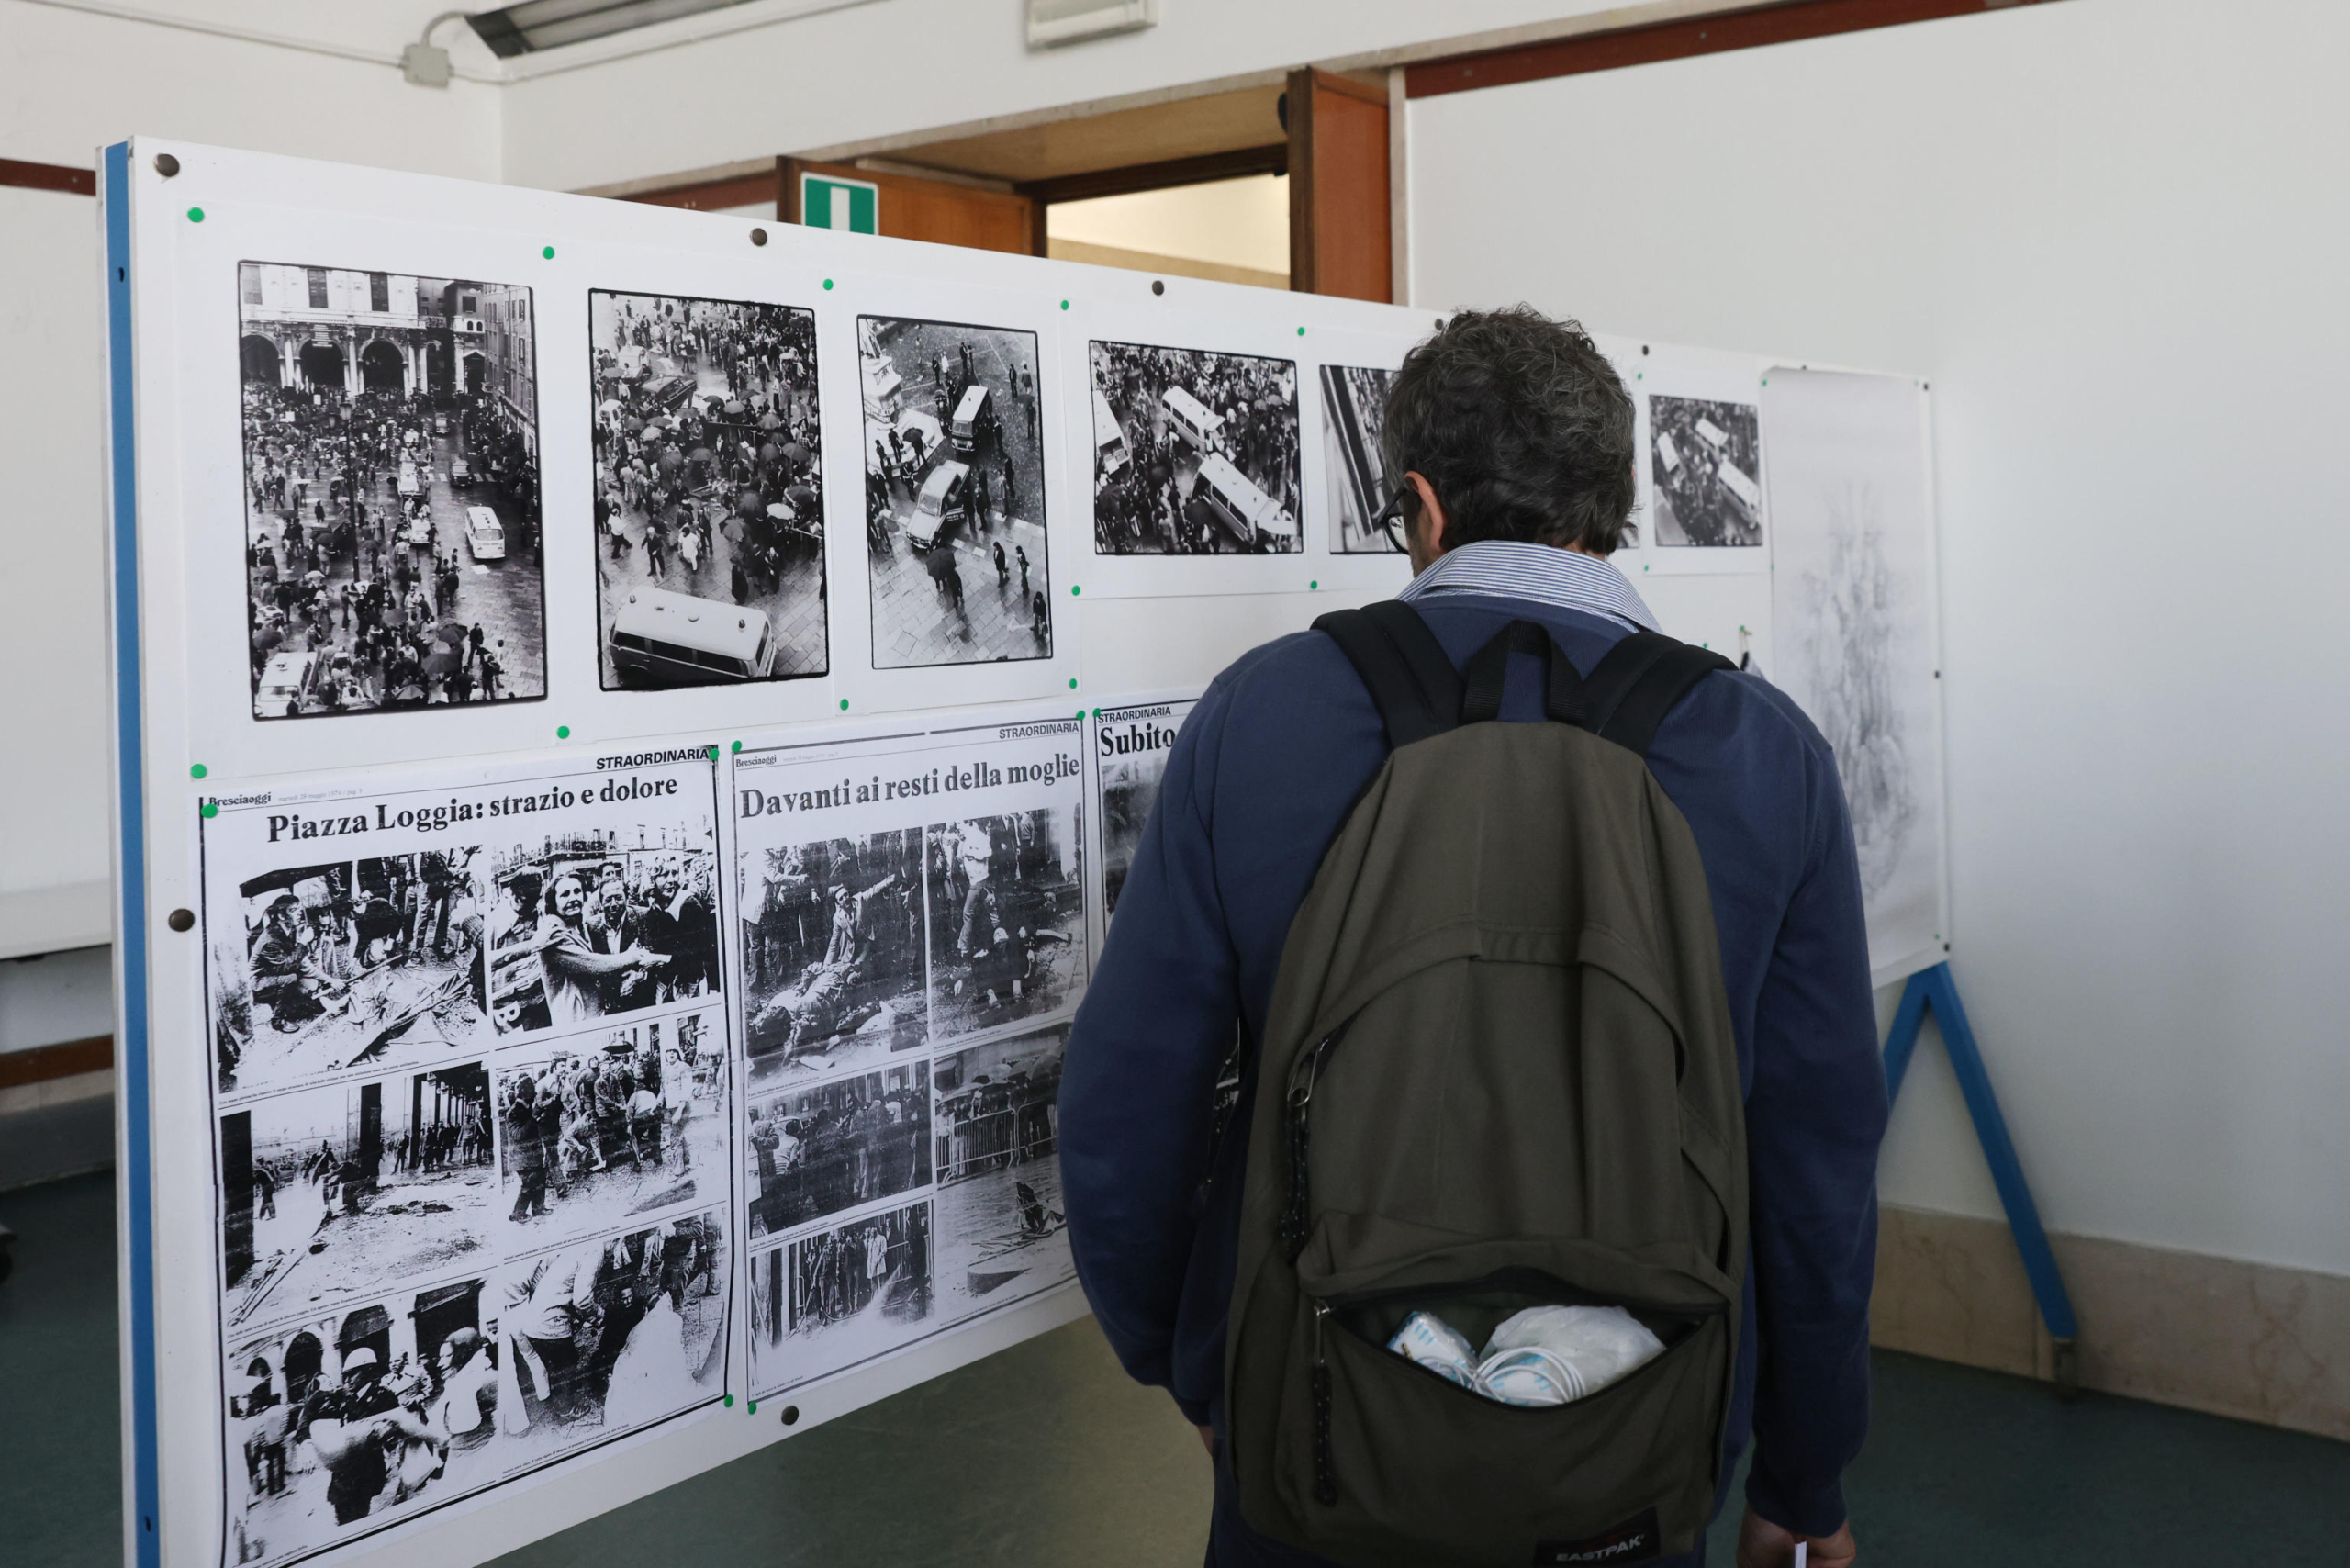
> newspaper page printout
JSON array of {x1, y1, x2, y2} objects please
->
[
  {"x1": 1086, "y1": 695, "x2": 1200, "y2": 960},
  {"x1": 733, "y1": 714, "x2": 1089, "y2": 1398},
  {"x1": 198, "y1": 748, "x2": 735, "y2": 1568}
]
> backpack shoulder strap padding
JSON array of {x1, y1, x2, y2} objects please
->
[
  {"x1": 1311, "y1": 599, "x2": 1463, "y2": 749},
  {"x1": 1578, "y1": 630, "x2": 1736, "y2": 758}
]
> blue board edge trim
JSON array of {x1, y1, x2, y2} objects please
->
[{"x1": 105, "y1": 139, "x2": 163, "y2": 1568}]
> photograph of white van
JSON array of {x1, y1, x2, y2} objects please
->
[{"x1": 607, "y1": 587, "x2": 778, "y2": 685}]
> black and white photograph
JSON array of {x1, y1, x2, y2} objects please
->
[
  {"x1": 740, "y1": 829, "x2": 927, "y2": 1086},
  {"x1": 933, "y1": 1025, "x2": 1072, "y2": 1324},
  {"x1": 239, "y1": 262, "x2": 545, "y2": 718},
  {"x1": 480, "y1": 831, "x2": 721, "y2": 1036},
  {"x1": 207, "y1": 851, "x2": 489, "y2": 1098},
  {"x1": 747, "y1": 1198, "x2": 933, "y2": 1394},
  {"x1": 1649, "y1": 395, "x2": 1765, "y2": 548},
  {"x1": 1090, "y1": 339, "x2": 1301, "y2": 554},
  {"x1": 496, "y1": 1009, "x2": 727, "y2": 1238},
  {"x1": 857, "y1": 315, "x2": 1053, "y2": 667},
  {"x1": 1320, "y1": 364, "x2": 1404, "y2": 554},
  {"x1": 925, "y1": 808, "x2": 1084, "y2": 1044},
  {"x1": 745, "y1": 1059, "x2": 932, "y2": 1239},
  {"x1": 590, "y1": 290, "x2": 827, "y2": 689},
  {"x1": 488, "y1": 1211, "x2": 729, "y2": 1465},
  {"x1": 223, "y1": 1278, "x2": 499, "y2": 1564},
  {"x1": 220, "y1": 1064, "x2": 494, "y2": 1331}
]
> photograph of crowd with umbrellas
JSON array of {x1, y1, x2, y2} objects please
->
[
  {"x1": 238, "y1": 262, "x2": 545, "y2": 718},
  {"x1": 589, "y1": 291, "x2": 827, "y2": 688}
]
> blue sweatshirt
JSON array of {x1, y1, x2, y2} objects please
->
[{"x1": 1061, "y1": 588, "x2": 1887, "y2": 1542}]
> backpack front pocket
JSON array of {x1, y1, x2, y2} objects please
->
[{"x1": 1279, "y1": 1272, "x2": 1727, "y2": 1568}]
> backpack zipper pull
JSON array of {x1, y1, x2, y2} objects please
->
[{"x1": 1311, "y1": 1301, "x2": 1337, "y2": 1506}]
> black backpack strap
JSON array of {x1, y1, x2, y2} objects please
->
[
  {"x1": 1311, "y1": 599, "x2": 1464, "y2": 748},
  {"x1": 1459, "y1": 620, "x2": 1583, "y2": 725},
  {"x1": 1577, "y1": 630, "x2": 1736, "y2": 758}
]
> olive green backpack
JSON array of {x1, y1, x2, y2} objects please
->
[{"x1": 1225, "y1": 602, "x2": 1747, "y2": 1567}]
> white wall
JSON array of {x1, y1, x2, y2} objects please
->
[
  {"x1": 1409, "y1": 0, "x2": 2350, "y2": 1277},
  {"x1": 0, "y1": 4, "x2": 501, "y2": 175},
  {"x1": 0, "y1": 2, "x2": 505, "y2": 1001},
  {"x1": 498, "y1": 0, "x2": 1598, "y2": 191}
]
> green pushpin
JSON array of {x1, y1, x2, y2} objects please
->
[
  {"x1": 1068, "y1": 678, "x2": 1078, "y2": 689},
  {"x1": 838, "y1": 699, "x2": 849, "y2": 711},
  {"x1": 731, "y1": 741, "x2": 742, "y2": 754},
  {"x1": 556, "y1": 725, "x2": 570, "y2": 739},
  {"x1": 747, "y1": 1400, "x2": 758, "y2": 1415},
  {"x1": 190, "y1": 763, "x2": 207, "y2": 779},
  {"x1": 542, "y1": 245, "x2": 555, "y2": 259},
  {"x1": 200, "y1": 801, "x2": 218, "y2": 819},
  {"x1": 1069, "y1": 584, "x2": 1080, "y2": 596},
  {"x1": 186, "y1": 207, "x2": 205, "y2": 222},
  {"x1": 723, "y1": 1394, "x2": 734, "y2": 1408},
  {"x1": 822, "y1": 279, "x2": 834, "y2": 290},
  {"x1": 1309, "y1": 579, "x2": 1318, "y2": 590}
]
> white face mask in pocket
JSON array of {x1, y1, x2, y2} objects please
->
[{"x1": 1385, "y1": 1304, "x2": 1666, "y2": 1407}]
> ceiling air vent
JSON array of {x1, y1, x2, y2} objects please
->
[{"x1": 1026, "y1": 0, "x2": 1158, "y2": 49}]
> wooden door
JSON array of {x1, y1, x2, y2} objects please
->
[
  {"x1": 782, "y1": 158, "x2": 1039, "y2": 256},
  {"x1": 1286, "y1": 67, "x2": 1392, "y2": 302}
]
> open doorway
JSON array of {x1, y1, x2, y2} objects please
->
[{"x1": 1044, "y1": 174, "x2": 1289, "y2": 290}]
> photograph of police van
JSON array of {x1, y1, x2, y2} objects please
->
[
  {"x1": 950, "y1": 384, "x2": 997, "y2": 454},
  {"x1": 606, "y1": 586, "x2": 778, "y2": 686},
  {"x1": 1192, "y1": 452, "x2": 1298, "y2": 553},
  {"x1": 1089, "y1": 339, "x2": 1301, "y2": 555},
  {"x1": 463, "y1": 505, "x2": 507, "y2": 562}
]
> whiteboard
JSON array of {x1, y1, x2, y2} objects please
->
[{"x1": 104, "y1": 137, "x2": 1946, "y2": 1568}]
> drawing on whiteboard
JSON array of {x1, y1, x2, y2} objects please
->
[
  {"x1": 1650, "y1": 395, "x2": 1765, "y2": 548},
  {"x1": 1320, "y1": 364, "x2": 1405, "y2": 554},
  {"x1": 496, "y1": 1008, "x2": 729, "y2": 1242},
  {"x1": 1091, "y1": 340, "x2": 1302, "y2": 554},
  {"x1": 933, "y1": 1025, "x2": 1073, "y2": 1325},
  {"x1": 1796, "y1": 488, "x2": 1918, "y2": 898},
  {"x1": 747, "y1": 1197, "x2": 934, "y2": 1394},
  {"x1": 925, "y1": 808, "x2": 1084, "y2": 1045},
  {"x1": 589, "y1": 290, "x2": 827, "y2": 689},
  {"x1": 746, "y1": 1060, "x2": 932, "y2": 1238},
  {"x1": 741, "y1": 829, "x2": 928, "y2": 1087},
  {"x1": 857, "y1": 315, "x2": 1053, "y2": 667},
  {"x1": 219, "y1": 1064, "x2": 494, "y2": 1331},
  {"x1": 208, "y1": 851, "x2": 489, "y2": 1098},
  {"x1": 237, "y1": 262, "x2": 546, "y2": 719},
  {"x1": 479, "y1": 832, "x2": 721, "y2": 1037}
]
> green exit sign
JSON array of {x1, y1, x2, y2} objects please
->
[{"x1": 800, "y1": 173, "x2": 878, "y2": 235}]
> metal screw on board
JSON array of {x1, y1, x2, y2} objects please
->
[
  {"x1": 167, "y1": 909, "x2": 194, "y2": 933},
  {"x1": 781, "y1": 1405, "x2": 800, "y2": 1426},
  {"x1": 751, "y1": 228, "x2": 768, "y2": 247},
  {"x1": 154, "y1": 153, "x2": 180, "y2": 178},
  {"x1": 1152, "y1": 279, "x2": 1165, "y2": 296}
]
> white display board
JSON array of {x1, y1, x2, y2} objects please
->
[{"x1": 101, "y1": 137, "x2": 1949, "y2": 1568}]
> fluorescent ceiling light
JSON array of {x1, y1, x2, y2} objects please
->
[{"x1": 467, "y1": 0, "x2": 755, "y2": 57}]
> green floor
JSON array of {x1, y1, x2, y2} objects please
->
[{"x1": 5, "y1": 1170, "x2": 2344, "y2": 1565}]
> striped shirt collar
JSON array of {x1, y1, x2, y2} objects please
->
[{"x1": 1395, "y1": 540, "x2": 1661, "y2": 633}]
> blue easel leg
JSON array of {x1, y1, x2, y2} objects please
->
[
  {"x1": 1881, "y1": 963, "x2": 2082, "y2": 1388},
  {"x1": 1918, "y1": 966, "x2": 2081, "y2": 1341}
]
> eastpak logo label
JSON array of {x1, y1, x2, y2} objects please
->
[{"x1": 1532, "y1": 1506, "x2": 1662, "y2": 1564}]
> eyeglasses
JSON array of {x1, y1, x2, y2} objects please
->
[{"x1": 1370, "y1": 486, "x2": 1412, "y2": 542}]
